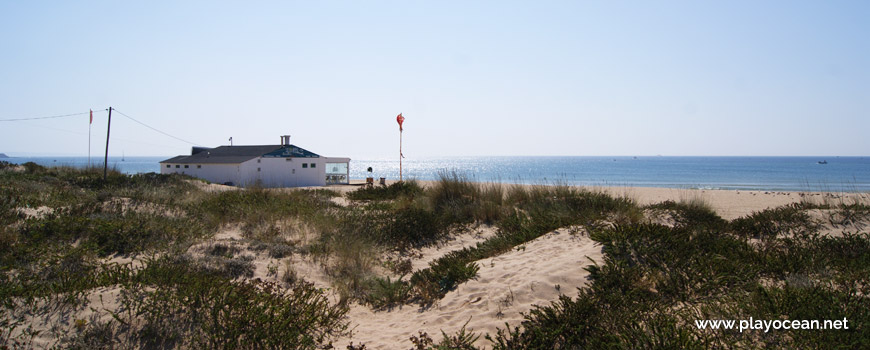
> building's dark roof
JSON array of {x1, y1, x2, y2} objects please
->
[
  {"x1": 160, "y1": 145, "x2": 320, "y2": 164},
  {"x1": 262, "y1": 145, "x2": 320, "y2": 158}
]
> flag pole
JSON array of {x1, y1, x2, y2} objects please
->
[
  {"x1": 399, "y1": 128, "x2": 403, "y2": 182},
  {"x1": 397, "y1": 113, "x2": 404, "y2": 182}
]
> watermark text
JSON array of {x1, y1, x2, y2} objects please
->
[{"x1": 695, "y1": 317, "x2": 849, "y2": 333}]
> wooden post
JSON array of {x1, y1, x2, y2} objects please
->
[{"x1": 103, "y1": 107, "x2": 112, "y2": 180}]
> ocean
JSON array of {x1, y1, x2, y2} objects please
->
[{"x1": 4, "y1": 156, "x2": 868, "y2": 192}]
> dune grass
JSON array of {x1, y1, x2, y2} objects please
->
[
  {"x1": 488, "y1": 201, "x2": 870, "y2": 349},
  {"x1": 346, "y1": 179, "x2": 424, "y2": 201},
  {"x1": 3, "y1": 163, "x2": 869, "y2": 349},
  {"x1": 0, "y1": 164, "x2": 349, "y2": 349}
]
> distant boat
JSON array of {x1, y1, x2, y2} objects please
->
[{"x1": 818, "y1": 160, "x2": 828, "y2": 164}]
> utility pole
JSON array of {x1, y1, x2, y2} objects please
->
[
  {"x1": 103, "y1": 107, "x2": 112, "y2": 180},
  {"x1": 88, "y1": 109, "x2": 92, "y2": 168}
]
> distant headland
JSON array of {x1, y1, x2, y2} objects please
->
[{"x1": 0, "y1": 153, "x2": 9, "y2": 158}]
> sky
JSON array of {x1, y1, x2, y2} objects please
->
[{"x1": 1, "y1": 1, "x2": 868, "y2": 158}]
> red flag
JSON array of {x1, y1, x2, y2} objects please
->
[
  {"x1": 89, "y1": 109, "x2": 93, "y2": 124},
  {"x1": 396, "y1": 113, "x2": 404, "y2": 131}
]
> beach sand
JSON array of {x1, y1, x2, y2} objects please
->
[{"x1": 336, "y1": 226, "x2": 600, "y2": 349}]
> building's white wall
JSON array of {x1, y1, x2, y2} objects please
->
[
  {"x1": 238, "y1": 157, "x2": 326, "y2": 188},
  {"x1": 160, "y1": 163, "x2": 241, "y2": 185},
  {"x1": 160, "y1": 156, "x2": 349, "y2": 188}
]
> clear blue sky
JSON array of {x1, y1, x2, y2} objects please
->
[{"x1": 1, "y1": 1, "x2": 868, "y2": 157}]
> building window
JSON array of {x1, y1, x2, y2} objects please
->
[
  {"x1": 184, "y1": 165, "x2": 189, "y2": 168},
  {"x1": 175, "y1": 165, "x2": 180, "y2": 168},
  {"x1": 258, "y1": 168, "x2": 261, "y2": 172},
  {"x1": 302, "y1": 163, "x2": 308, "y2": 168},
  {"x1": 197, "y1": 165, "x2": 201, "y2": 169},
  {"x1": 257, "y1": 159, "x2": 261, "y2": 163},
  {"x1": 166, "y1": 164, "x2": 171, "y2": 168},
  {"x1": 310, "y1": 163, "x2": 316, "y2": 168}
]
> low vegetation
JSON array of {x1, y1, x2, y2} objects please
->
[
  {"x1": 2, "y1": 163, "x2": 868, "y2": 349},
  {"x1": 489, "y1": 198, "x2": 870, "y2": 349},
  {"x1": 1, "y1": 163, "x2": 348, "y2": 349},
  {"x1": 346, "y1": 180, "x2": 424, "y2": 201}
]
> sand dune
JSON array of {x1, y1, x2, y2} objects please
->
[
  {"x1": 14, "y1": 181, "x2": 867, "y2": 348},
  {"x1": 408, "y1": 225, "x2": 498, "y2": 272},
  {"x1": 336, "y1": 228, "x2": 602, "y2": 349},
  {"x1": 327, "y1": 182, "x2": 867, "y2": 348}
]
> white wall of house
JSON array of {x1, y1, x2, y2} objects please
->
[
  {"x1": 160, "y1": 163, "x2": 242, "y2": 185},
  {"x1": 240, "y1": 157, "x2": 324, "y2": 187},
  {"x1": 161, "y1": 156, "x2": 350, "y2": 188}
]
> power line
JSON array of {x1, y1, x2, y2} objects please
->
[
  {"x1": 1, "y1": 107, "x2": 202, "y2": 147},
  {"x1": 14, "y1": 120, "x2": 90, "y2": 136},
  {"x1": 12, "y1": 121, "x2": 183, "y2": 149},
  {"x1": 112, "y1": 109, "x2": 202, "y2": 146},
  {"x1": 0, "y1": 110, "x2": 105, "y2": 122}
]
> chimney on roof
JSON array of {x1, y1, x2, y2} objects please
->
[{"x1": 280, "y1": 135, "x2": 291, "y2": 146}]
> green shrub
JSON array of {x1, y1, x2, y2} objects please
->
[
  {"x1": 488, "y1": 292, "x2": 604, "y2": 349},
  {"x1": 363, "y1": 276, "x2": 411, "y2": 310},
  {"x1": 174, "y1": 253, "x2": 256, "y2": 279},
  {"x1": 332, "y1": 205, "x2": 442, "y2": 251},
  {"x1": 347, "y1": 180, "x2": 423, "y2": 201},
  {"x1": 428, "y1": 171, "x2": 479, "y2": 226},
  {"x1": 21, "y1": 162, "x2": 45, "y2": 174},
  {"x1": 831, "y1": 202, "x2": 870, "y2": 226},
  {"x1": 411, "y1": 318, "x2": 481, "y2": 350},
  {"x1": 730, "y1": 285, "x2": 870, "y2": 348},
  {"x1": 590, "y1": 223, "x2": 758, "y2": 303},
  {"x1": 730, "y1": 204, "x2": 818, "y2": 239},
  {"x1": 2, "y1": 248, "x2": 135, "y2": 307},
  {"x1": 120, "y1": 258, "x2": 349, "y2": 349},
  {"x1": 190, "y1": 187, "x2": 334, "y2": 228},
  {"x1": 389, "y1": 207, "x2": 442, "y2": 248},
  {"x1": 410, "y1": 257, "x2": 480, "y2": 304},
  {"x1": 648, "y1": 200, "x2": 726, "y2": 229}
]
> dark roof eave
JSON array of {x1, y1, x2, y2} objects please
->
[{"x1": 159, "y1": 144, "x2": 324, "y2": 164}]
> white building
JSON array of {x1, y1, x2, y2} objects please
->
[{"x1": 160, "y1": 135, "x2": 350, "y2": 187}]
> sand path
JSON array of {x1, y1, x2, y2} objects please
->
[{"x1": 336, "y1": 228, "x2": 601, "y2": 349}]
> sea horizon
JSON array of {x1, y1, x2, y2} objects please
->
[{"x1": 4, "y1": 155, "x2": 869, "y2": 192}]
